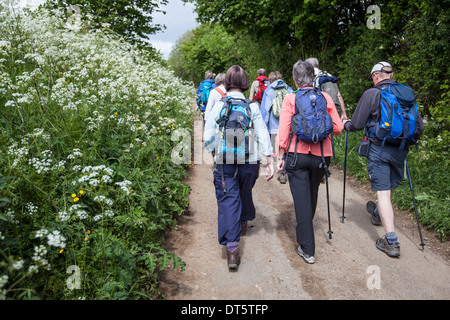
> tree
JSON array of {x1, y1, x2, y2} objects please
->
[{"x1": 46, "y1": 0, "x2": 169, "y2": 43}]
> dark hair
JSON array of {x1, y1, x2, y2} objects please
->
[
  {"x1": 224, "y1": 65, "x2": 250, "y2": 92},
  {"x1": 292, "y1": 60, "x2": 314, "y2": 87}
]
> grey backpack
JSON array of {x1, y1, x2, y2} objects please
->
[{"x1": 314, "y1": 72, "x2": 340, "y2": 107}]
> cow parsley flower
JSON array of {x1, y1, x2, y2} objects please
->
[
  {"x1": 115, "y1": 180, "x2": 132, "y2": 195},
  {"x1": 47, "y1": 230, "x2": 66, "y2": 249}
]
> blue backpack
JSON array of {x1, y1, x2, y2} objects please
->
[
  {"x1": 216, "y1": 97, "x2": 253, "y2": 164},
  {"x1": 197, "y1": 80, "x2": 214, "y2": 111},
  {"x1": 369, "y1": 83, "x2": 420, "y2": 150},
  {"x1": 291, "y1": 88, "x2": 333, "y2": 144}
]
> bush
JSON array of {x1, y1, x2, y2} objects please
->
[{"x1": 0, "y1": 7, "x2": 194, "y2": 299}]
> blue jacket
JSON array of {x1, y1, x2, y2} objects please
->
[
  {"x1": 196, "y1": 79, "x2": 216, "y2": 108},
  {"x1": 260, "y1": 80, "x2": 293, "y2": 134}
]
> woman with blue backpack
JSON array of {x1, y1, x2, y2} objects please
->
[
  {"x1": 204, "y1": 65, "x2": 274, "y2": 271},
  {"x1": 276, "y1": 60, "x2": 344, "y2": 264}
]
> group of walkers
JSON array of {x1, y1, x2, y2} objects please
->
[{"x1": 199, "y1": 58, "x2": 423, "y2": 270}]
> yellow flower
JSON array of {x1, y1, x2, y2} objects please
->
[
  {"x1": 59, "y1": 249, "x2": 64, "y2": 254},
  {"x1": 87, "y1": 230, "x2": 91, "y2": 235},
  {"x1": 71, "y1": 193, "x2": 76, "y2": 198},
  {"x1": 84, "y1": 238, "x2": 88, "y2": 241},
  {"x1": 138, "y1": 126, "x2": 141, "y2": 129},
  {"x1": 115, "y1": 112, "x2": 118, "y2": 115},
  {"x1": 73, "y1": 197, "x2": 79, "y2": 202},
  {"x1": 79, "y1": 190, "x2": 84, "y2": 194}
]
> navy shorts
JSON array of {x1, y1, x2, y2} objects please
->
[{"x1": 367, "y1": 143, "x2": 408, "y2": 191}]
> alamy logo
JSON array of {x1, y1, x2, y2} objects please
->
[
  {"x1": 367, "y1": 5, "x2": 381, "y2": 30},
  {"x1": 366, "y1": 265, "x2": 381, "y2": 290},
  {"x1": 66, "y1": 265, "x2": 81, "y2": 290}
]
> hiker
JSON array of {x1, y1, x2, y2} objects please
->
[
  {"x1": 204, "y1": 65, "x2": 274, "y2": 271},
  {"x1": 276, "y1": 60, "x2": 343, "y2": 264},
  {"x1": 249, "y1": 68, "x2": 270, "y2": 105},
  {"x1": 196, "y1": 70, "x2": 216, "y2": 118},
  {"x1": 260, "y1": 71, "x2": 293, "y2": 158},
  {"x1": 343, "y1": 61, "x2": 424, "y2": 258},
  {"x1": 205, "y1": 73, "x2": 227, "y2": 123},
  {"x1": 305, "y1": 57, "x2": 348, "y2": 120}
]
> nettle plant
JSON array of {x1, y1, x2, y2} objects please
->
[{"x1": 0, "y1": 6, "x2": 194, "y2": 299}]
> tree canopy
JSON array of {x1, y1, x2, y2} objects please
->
[{"x1": 46, "y1": 0, "x2": 169, "y2": 42}]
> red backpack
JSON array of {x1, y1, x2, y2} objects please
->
[{"x1": 255, "y1": 75, "x2": 269, "y2": 102}]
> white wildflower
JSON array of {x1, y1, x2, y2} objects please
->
[
  {"x1": 35, "y1": 229, "x2": 49, "y2": 239},
  {"x1": 115, "y1": 180, "x2": 132, "y2": 195},
  {"x1": 12, "y1": 259, "x2": 24, "y2": 270},
  {"x1": 46, "y1": 230, "x2": 66, "y2": 249}
]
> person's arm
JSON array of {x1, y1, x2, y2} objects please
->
[
  {"x1": 261, "y1": 88, "x2": 274, "y2": 128},
  {"x1": 203, "y1": 100, "x2": 222, "y2": 153},
  {"x1": 337, "y1": 91, "x2": 347, "y2": 120},
  {"x1": 323, "y1": 92, "x2": 344, "y2": 136},
  {"x1": 248, "y1": 81, "x2": 257, "y2": 101},
  {"x1": 251, "y1": 103, "x2": 274, "y2": 180},
  {"x1": 276, "y1": 93, "x2": 295, "y2": 172},
  {"x1": 344, "y1": 88, "x2": 379, "y2": 132},
  {"x1": 204, "y1": 89, "x2": 219, "y2": 122}
]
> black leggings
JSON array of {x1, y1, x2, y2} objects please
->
[{"x1": 285, "y1": 152, "x2": 330, "y2": 256}]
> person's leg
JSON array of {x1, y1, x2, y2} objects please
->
[
  {"x1": 286, "y1": 153, "x2": 315, "y2": 257},
  {"x1": 238, "y1": 162, "x2": 260, "y2": 223},
  {"x1": 213, "y1": 164, "x2": 242, "y2": 247},
  {"x1": 368, "y1": 145, "x2": 400, "y2": 256},
  {"x1": 376, "y1": 190, "x2": 395, "y2": 233},
  {"x1": 310, "y1": 155, "x2": 330, "y2": 218}
]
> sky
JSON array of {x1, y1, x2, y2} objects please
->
[
  {"x1": 18, "y1": 0, "x2": 199, "y2": 59},
  {"x1": 148, "y1": 0, "x2": 199, "y2": 59}
]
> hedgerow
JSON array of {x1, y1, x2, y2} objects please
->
[{"x1": 0, "y1": 6, "x2": 194, "y2": 299}]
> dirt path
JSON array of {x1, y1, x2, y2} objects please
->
[{"x1": 160, "y1": 141, "x2": 450, "y2": 300}]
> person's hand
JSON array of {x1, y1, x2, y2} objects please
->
[
  {"x1": 265, "y1": 156, "x2": 274, "y2": 181},
  {"x1": 276, "y1": 157, "x2": 285, "y2": 174}
]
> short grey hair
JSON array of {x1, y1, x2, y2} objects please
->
[
  {"x1": 257, "y1": 68, "x2": 266, "y2": 76},
  {"x1": 292, "y1": 60, "x2": 315, "y2": 87},
  {"x1": 304, "y1": 57, "x2": 319, "y2": 68},
  {"x1": 215, "y1": 73, "x2": 226, "y2": 85}
]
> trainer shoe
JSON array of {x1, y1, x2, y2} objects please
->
[
  {"x1": 297, "y1": 246, "x2": 315, "y2": 264},
  {"x1": 366, "y1": 201, "x2": 381, "y2": 226},
  {"x1": 376, "y1": 236, "x2": 400, "y2": 257}
]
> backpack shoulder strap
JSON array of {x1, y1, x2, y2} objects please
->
[{"x1": 214, "y1": 87, "x2": 226, "y2": 98}]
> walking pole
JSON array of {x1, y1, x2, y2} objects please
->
[
  {"x1": 324, "y1": 167, "x2": 333, "y2": 239},
  {"x1": 405, "y1": 158, "x2": 425, "y2": 250},
  {"x1": 320, "y1": 142, "x2": 333, "y2": 239},
  {"x1": 341, "y1": 131, "x2": 348, "y2": 223}
]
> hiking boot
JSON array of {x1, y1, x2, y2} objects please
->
[
  {"x1": 240, "y1": 221, "x2": 247, "y2": 236},
  {"x1": 227, "y1": 247, "x2": 240, "y2": 271},
  {"x1": 366, "y1": 201, "x2": 381, "y2": 226},
  {"x1": 376, "y1": 236, "x2": 400, "y2": 257},
  {"x1": 297, "y1": 246, "x2": 315, "y2": 264}
]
